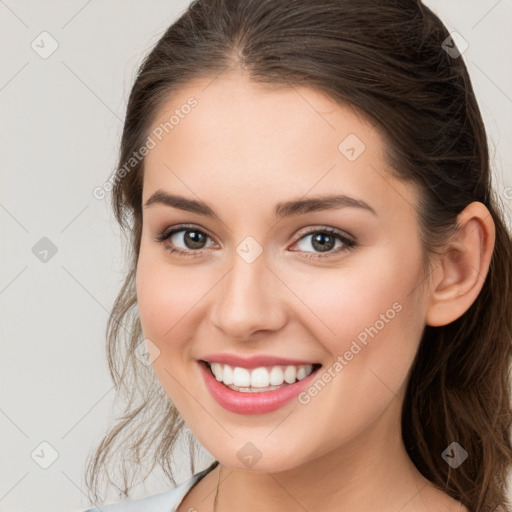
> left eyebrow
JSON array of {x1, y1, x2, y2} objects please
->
[
  {"x1": 274, "y1": 194, "x2": 377, "y2": 218},
  {"x1": 143, "y1": 190, "x2": 377, "y2": 218}
]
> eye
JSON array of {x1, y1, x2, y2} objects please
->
[
  {"x1": 153, "y1": 224, "x2": 216, "y2": 258},
  {"x1": 153, "y1": 224, "x2": 356, "y2": 259},
  {"x1": 290, "y1": 227, "x2": 356, "y2": 259}
]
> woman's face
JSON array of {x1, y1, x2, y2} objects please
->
[{"x1": 136, "y1": 69, "x2": 431, "y2": 472}]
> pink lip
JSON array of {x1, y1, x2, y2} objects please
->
[
  {"x1": 198, "y1": 360, "x2": 321, "y2": 415},
  {"x1": 200, "y1": 352, "x2": 319, "y2": 369}
]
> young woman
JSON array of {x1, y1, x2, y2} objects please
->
[{"x1": 82, "y1": 1, "x2": 512, "y2": 511}]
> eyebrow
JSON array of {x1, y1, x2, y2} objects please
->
[{"x1": 144, "y1": 189, "x2": 377, "y2": 218}]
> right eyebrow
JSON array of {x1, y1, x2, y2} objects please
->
[
  {"x1": 143, "y1": 190, "x2": 377, "y2": 218},
  {"x1": 144, "y1": 190, "x2": 219, "y2": 218}
]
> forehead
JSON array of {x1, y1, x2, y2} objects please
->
[
  {"x1": 147, "y1": 70, "x2": 371, "y2": 161},
  {"x1": 142, "y1": 70, "x2": 419, "y2": 223}
]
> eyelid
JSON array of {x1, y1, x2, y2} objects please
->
[
  {"x1": 292, "y1": 225, "x2": 355, "y2": 244},
  {"x1": 154, "y1": 223, "x2": 356, "y2": 258},
  {"x1": 155, "y1": 223, "x2": 217, "y2": 244},
  {"x1": 156, "y1": 223, "x2": 354, "y2": 243},
  {"x1": 289, "y1": 226, "x2": 356, "y2": 258}
]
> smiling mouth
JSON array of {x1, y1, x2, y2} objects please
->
[{"x1": 201, "y1": 360, "x2": 322, "y2": 393}]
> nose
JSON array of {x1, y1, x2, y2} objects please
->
[{"x1": 208, "y1": 247, "x2": 288, "y2": 341}]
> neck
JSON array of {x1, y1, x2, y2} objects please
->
[{"x1": 213, "y1": 399, "x2": 437, "y2": 512}]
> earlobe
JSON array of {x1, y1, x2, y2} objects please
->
[{"x1": 425, "y1": 201, "x2": 496, "y2": 327}]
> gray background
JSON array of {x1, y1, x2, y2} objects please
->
[{"x1": 1, "y1": 1, "x2": 511, "y2": 511}]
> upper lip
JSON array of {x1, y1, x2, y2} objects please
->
[{"x1": 200, "y1": 353, "x2": 321, "y2": 369}]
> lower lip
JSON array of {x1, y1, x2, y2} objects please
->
[{"x1": 198, "y1": 361, "x2": 321, "y2": 415}]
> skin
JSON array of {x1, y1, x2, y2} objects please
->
[{"x1": 135, "y1": 68, "x2": 494, "y2": 511}]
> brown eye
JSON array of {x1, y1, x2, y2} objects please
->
[
  {"x1": 174, "y1": 229, "x2": 208, "y2": 250},
  {"x1": 154, "y1": 225, "x2": 356, "y2": 260},
  {"x1": 154, "y1": 225, "x2": 216, "y2": 257},
  {"x1": 291, "y1": 227, "x2": 356, "y2": 260}
]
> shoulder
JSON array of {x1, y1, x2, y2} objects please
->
[
  {"x1": 79, "y1": 479, "x2": 196, "y2": 512},
  {"x1": 79, "y1": 460, "x2": 219, "y2": 512},
  {"x1": 420, "y1": 483, "x2": 470, "y2": 512}
]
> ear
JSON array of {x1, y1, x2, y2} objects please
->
[{"x1": 425, "y1": 201, "x2": 496, "y2": 327}]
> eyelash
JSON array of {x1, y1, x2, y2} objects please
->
[{"x1": 153, "y1": 224, "x2": 356, "y2": 260}]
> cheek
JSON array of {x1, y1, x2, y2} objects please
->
[
  {"x1": 135, "y1": 252, "x2": 191, "y2": 346},
  {"x1": 135, "y1": 255, "x2": 200, "y2": 402},
  {"x1": 345, "y1": 267, "x2": 425, "y2": 397},
  {"x1": 287, "y1": 246, "x2": 425, "y2": 378},
  {"x1": 288, "y1": 258, "x2": 425, "y2": 437},
  {"x1": 135, "y1": 249, "x2": 218, "y2": 361},
  {"x1": 288, "y1": 251, "x2": 418, "y2": 334}
]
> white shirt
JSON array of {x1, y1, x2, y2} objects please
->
[{"x1": 80, "y1": 460, "x2": 219, "y2": 512}]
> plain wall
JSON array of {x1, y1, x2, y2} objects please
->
[{"x1": 1, "y1": 1, "x2": 511, "y2": 511}]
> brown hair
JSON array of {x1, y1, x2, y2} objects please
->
[{"x1": 84, "y1": 1, "x2": 512, "y2": 510}]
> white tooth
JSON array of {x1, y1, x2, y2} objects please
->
[
  {"x1": 251, "y1": 367, "x2": 270, "y2": 388},
  {"x1": 222, "y1": 364, "x2": 233, "y2": 385},
  {"x1": 283, "y1": 365, "x2": 297, "y2": 384},
  {"x1": 232, "y1": 367, "x2": 251, "y2": 387},
  {"x1": 211, "y1": 362, "x2": 223, "y2": 381},
  {"x1": 209, "y1": 362, "x2": 317, "y2": 388},
  {"x1": 296, "y1": 364, "x2": 312, "y2": 381},
  {"x1": 269, "y1": 366, "x2": 284, "y2": 386}
]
